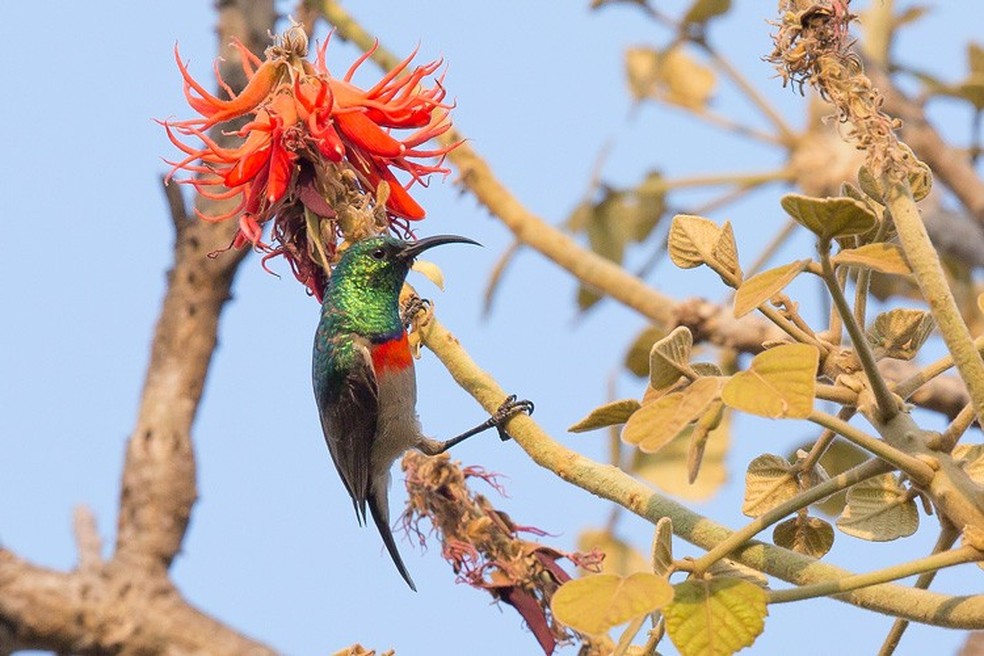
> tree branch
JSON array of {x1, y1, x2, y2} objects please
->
[
  {"x1": 419, "y1": 313, "x2": 984, "y2": 629},
  {"x1": 0, "y1": 1, "x2": 281, "y2": 653}
]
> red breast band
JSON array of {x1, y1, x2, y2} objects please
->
[{"x1": 370, "y1": 332, "x2": 413, "y2": 373}]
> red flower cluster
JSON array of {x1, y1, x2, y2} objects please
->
[{"x1": 162, "y1": 28, "x2": 456, "y2": 298}]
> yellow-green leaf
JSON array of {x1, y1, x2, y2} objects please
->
[
  {"x1": 578, "y1": 529, "x2": 650, "y2": 576},
  {"x1": 411, "y1": 259, "x2": 445, "y2": 290},
  {"x1": 741, "y1": 454, "x2": 799, "y2": 517},
  {"x1": 721, "y1": 344, "x2": 819, "y2": 419},
  {"x1": 569, "y1": 399, "x2": 642, "y2": 433},
  {"x1": 954, "y1": 444, "x2": 984, "y2": 486},
  {"x1": 624, "y1": 378, "x2": 722, "y2": 453},
  {"x1": 837, "y1": 473, "x2": 919, "y2": 541},
  {"x1": 633, "y1": 413, "x2": 730, "y2": 501},
  {"x1": 706, "y1": 559, "x2": 769, "y2": 589},
  {"x1": 625, "y1": 325, "x2": 666, "y2": 377},
  {"x1": 780, "y1": 194, "x2": 877, "y2": 240},
  {"x1": 858, "y1": 154, "x2": 933, "y2": 203},
  {"x1": 665, "y1": 578, "x2": 767, "y2": 656},
  {"x1": 552, "y1": 573, "x2": 673, "y2": 636},
  {"x1": 652, "y1": 517, "x2": 674, "y2": 577},
  {"x1": 688, "y1": 400, "x2": 724, "y2": 483},
  {"x1": 773, "y1": 514, "x2": 835, "y2": 558},
  {"x1": 669, "y1": 214, "x2": 724, "y2": 270},
  {"x1": 733, "y1": 260, "x2": 811, "y2": 318},
  {"x1": 866, "y1": 308, "x2": 934, "y2": 360},
  {"x1": 834, "y1": 243, "x2": 911, "y2": 276},
  {"x1": 649, "y1": 326, "x2": 695, "y2": 390},
  {"x1": 712, "y1": 221, "x2": 743, "y2": 283},
  {"x1": 683, "y1": 0, "x2": 731, "y2": 25},
  {"x1": 810, "y1": 439, "x2": 868, "y2": 516}
]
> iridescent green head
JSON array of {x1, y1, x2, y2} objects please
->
[{"x1": 322, "y1": 234, "x2": 480, "y2": 335}]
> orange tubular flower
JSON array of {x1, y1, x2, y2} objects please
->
[{"x1": 162, "y1": 28, "x2": 457, "y2": 299}]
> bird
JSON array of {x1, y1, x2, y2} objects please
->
[{"x1": 312, "y1": 234, "x2": 533, "y2": 590}]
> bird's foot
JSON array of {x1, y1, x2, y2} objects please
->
[
  {"x1": 492, "y1": 394, "x2": 535, "y2": 442},
  {"x1": 400, "y1": 294, "x2": 432, "y2": 330}
]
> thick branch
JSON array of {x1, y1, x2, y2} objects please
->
[
  {"x1": 0, "y1": 550, "x2": 275, "y2": 655},
  {"x1": 114, "y1": 0, "x2": 274, "y2": 573},
  {"x1": 2, "y1": 1, "x2": 280, "y2": 654}
]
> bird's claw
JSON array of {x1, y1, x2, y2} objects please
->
[
  {"x1": 400, "y1": 295, "x2": 432, "y2": 329},
  {"x1": 493, "y1": 394, "x2": 535, "y2": 442}
]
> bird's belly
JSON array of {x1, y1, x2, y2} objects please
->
[{"x1": 371, "y1": 365, "x2": 422, "y2": 472}]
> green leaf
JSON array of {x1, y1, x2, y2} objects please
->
[
  {"x1": 773, "y1": 514, "x2": 835, "y2": 558},
  {"x1": 668, "y1": 215, "x2": 742, "y2": 283},
  {"x1": 866, "y1": 308, "x2": 934, "y2": 360},
  {"x1": 577, "y1": 190, "x2": 637, "y2": 310},
  {"x1": 652, "y1": 517, "x2": 674, "y2": 577},
  {"x1": 569, "y1": 399, "x2": 642, "y2": 433},
  {"x1": 834, "y1": 243, "x2": 911, "y2": 276},
  {"x1": 688, "y1": 400, "x2": 724, "y2": 483},
  {"x1": 633, "y1": 170, "x2": 668, "y2": 241},
  {"x1": 733, "y1": 260, "x2": 811, "y2": 318},
  {"x1": 552, "y1": 573, "x2": 674, "y2": 636},
  {"x1": 837, "y1": 473, "x2": 919, "y2": 541},
  {"x1": 624, "y1": 378, "x2": 722, "y2": 453},
  {"x1": 809, "y1": 439, "x2": 868, "y2": 516},
  {"x1": 741, "y1": 454, "x2": 799, "y2": 518},
  {"x1": 649, "y1": 326, "x2": 695, "y2": 390},
  {"x1": 954, "y1": 444, "x2": 984, "y2": 485},
  {"x1": 721, "y1": 344, "x2": 819, "y2": 419},
  {"x1": 664, "y1": 578, "x2": 767, "y2": 656},
  {"x1": 706, "y1": 559, "x2": 769, "y2": 589},
  {"x1": 625, "y1": 325, "x2": 666, "y2": 378},
  {"x1": 669, "y1": 214, "x2": 725, "y2": 269},
  {"x1": 627, "y1": 46, "x2": 717, "y2": 110},
  {"x1": 683, "y1": 0, "x2": 731, "y2": 25},
  {"x1": 780, "y1": 194, "x2": 878, "y2": 240}
]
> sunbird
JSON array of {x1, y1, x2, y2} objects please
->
[{"x1": 313, "y1": 234, "x2": 532, "y2": 590}]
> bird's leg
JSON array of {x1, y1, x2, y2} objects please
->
[
  {"x1": 400, "y1": 294, "x2": 431, "y2": 330},
  {"x1": 417, "y1": 395, "x2": 535, "y2": 455}
]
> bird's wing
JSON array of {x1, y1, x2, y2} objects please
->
[{"x1": 314, "y1": 337, "x2": 378, "y2": 524}]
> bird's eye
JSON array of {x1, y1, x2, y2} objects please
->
[{"x1": 371, "y1": 248, "x2": 386, "y2": 260}]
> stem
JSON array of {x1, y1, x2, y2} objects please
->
[
  {"x1": 658, "y1": 168, "x2": 795, "y2": 191},
  {"x1": 808, "y1": 411, "x2": 934, "y2": 484},
  {"x1": 886, "y1": 176, "x2": 984, "y2": 427},
  {"x1": 878, "y1": 525, "x2": 959, "y2": 656},
  {"x1": 892, "y1": 335, "x2": 984, "y2": 401},
  {"x1": 694, "y1": 35, "x2": 797, "y2": 144},
  {"x1": 800, "y1": 406, "x2": 856, "y2": 472},
  {"x1": 613, "y1": 614, "x2": 648, "y2": 656},
  {"x1": 940, "y1": 402, "x2": 978, "y2": 452},
  {"x1": 691, "y1": 107, "x2": 785, "y2": 144},
  {"x1": 819, "y1": 241, "x2": 899, "y2": 421},
  {"x1": 691, "y1": 458, "x2": 889, "y2": 575},
  {"x1": 769, "y1": 544, "x2": 982, "y2": 604}
]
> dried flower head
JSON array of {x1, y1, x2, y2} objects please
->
[
  {"x1": 401, "y1": 452, "x2": 603, "y2": 655},
  {"x1": 162, "y1": 26, "x2": 457, "y2": 299},
  {"x1": 767, "y1": 0, "x2": 911, "y2": 178}
]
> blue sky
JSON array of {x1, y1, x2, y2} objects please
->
[{"x1": 2, "y1": 2, "x2": 982, "y2": 654}]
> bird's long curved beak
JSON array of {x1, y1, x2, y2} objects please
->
[{"x1": 397, "y1": 234, "x2": 481, "y2": 262}]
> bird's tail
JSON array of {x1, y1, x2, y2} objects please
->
[{"x1": 368, "y1": 488, "x2": 417, "y2": 591}]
